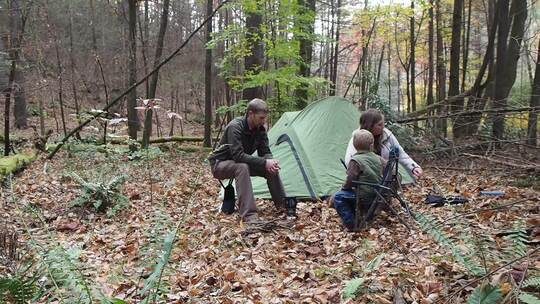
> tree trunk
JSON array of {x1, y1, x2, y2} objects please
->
[
  {"x1": 142, "y1": 0, "x2": 150, "y2": 96},
  {"x1": 88, "y1": 0, "x2": 102, "y2": 102},
  {"x1": 68, "y1": 3, "x2": 80, "y2": 130},
  {"x1": 142, "y1": 0, "x2": 170, "y2": 148},
  {"x1": 427, "y1": 0, "x2": 435, "y2": 114},
  {"x1": 360, "y1": 36, "x2": 370, "y2": 103},
  {"x1": 127, "y1": 0, "x2": 139, "y2": 140},
  {"x1": 461, "y1": 0, "x2": 472, "y2": 92},
  {"x1": 435, "y1": 0, "x2": 447, "y2": 136},
  {"x1": 387, "y1": 44, "x2": 392, "y2": 107},
  {"x1": 10, "y1": 0, "x2": 27, "y2": 129},
  {"x1": 53, "y1": 53, "x2": 66, "y2": 138},
  {"x1": 492, "y1": 0, "x2": 527, "y2": 141},
  {"x1": 4, "y1": 61, "x2": 15, "y2": 156},
  {"x1": 325, "y1": 2, "x2": 333, "y2": 83},
  {"x1": 449, "y1": 0, "x2": 463, "y2": 138},
  {"x1": 294, "y1": 0, "x2": 315, "y2": 109},
  {"x1": 89, "y1": 0, "x2": 98, "y2": 52},
  {"x1": 452, "y1": 0, "x2": 474, "y2": 136},
  {"x1": 13, "y1": 68, "x2": 27, "y2": 129},
  {"x1": 242, "y1": 2, "x2": 264, "y2": 101},
  {"x1": 39, "y1": 91, "x2": 45, "y2": 137},
  {"x1": 409, "y1": 0, "x2": 417, "y2": 112},
  {"x1": 329, "y1": 0, "x2": 341, "y2": 96},
  {"x1": 203, "y1": 0, "x2": 212, "y2": 147},
  {"x1": 527, "y1": 38, "x2": 540, "y2": 146},
  {"x1": 463, "y1": 0, "x2": 497, "y2": 136},
  {"x1": 397, "y1": 69, "x2": 402, "y2": 114},
  {"x1": 376, "y1": 44, "x2": 385, "y2": 89}
]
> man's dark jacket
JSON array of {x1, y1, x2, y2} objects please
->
[{"x1": 208, "y1": 117, "x2": 272, "y2": 172}]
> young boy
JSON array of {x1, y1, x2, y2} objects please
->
[{"x1": 333, "y1": 129, "x2": 386, "y2": 231}]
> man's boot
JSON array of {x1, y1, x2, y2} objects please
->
[{"x1": 286, "y1": 197, "x2": 297, "y2": 218}]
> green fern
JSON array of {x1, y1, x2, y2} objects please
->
[
  {"x1": 467, "y1": 283, "x2": 501, "y2": 304},
  {"x1": 519, "y1": 292, "x2": 540, "y2": 304},
  {"x1": 341, "y1": 254, "x2": 384, "y2": 300},
  {"x1": 364, "y1": 253, "x2": 385, "y2": 273},
  {"x1": 523, "y1": 276, "x2": 540, "y2": 289},
  {"x1": 68, "y1": 172, "x2": 128, "y2": 213},
  {"x1": 139, "y1": 229, "x2": 176, "y2": 303},
  {"x1": 502, "y1": 222, "x2": 529, "y2": 259},
  {"x1": 40, "y1": 245, "x2": 95, "y2": 303},
  {"x1": 343, "y1": 278, "x2": 366, "y2": 300},
  {"x1": 0, "y1": 277, "x2": 37, "y2": 304},
  {"x1": 416, "y1": 213, "x2": 484, "y2": 276}
]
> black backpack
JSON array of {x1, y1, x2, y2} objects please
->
[{"x1": 221, "y1": 180, "x2": 236, "y2": 214}]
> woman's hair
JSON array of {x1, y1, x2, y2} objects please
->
[{"x1": 359, "y1": 109, "x2": 384, "y2": 154}]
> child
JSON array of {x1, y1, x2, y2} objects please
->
[{"x1": 333, "y1": 129, "x2": 386, "y2": 231}]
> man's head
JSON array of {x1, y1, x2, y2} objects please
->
[
  {"x1": 246, "y1": 98, "x2": 269, "y2": 129},
  {"x1": 352, "y1": 129, "x2": 374, "y2": 152}
]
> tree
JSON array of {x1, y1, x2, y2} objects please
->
[
  {"x1": 427, "y1": 0, "x2": 434, "y2": 115},
  {"x1": 492, "y1": 0, "x2": 527, "y2": 141},
  {"x1": 4, "y1": 0, "x2": 29, "y2": 155},
  {"x1": 448, "y1": 0, "x2": 463, "y2": 137},
  {"x1": 67, "y1": 2, "x2": 80, "y2": 135},
  {"x1": 294, "y1": 0, "x2": 316, "y2": 109},
  {"x1": 127, "y1": 0, "x2": 139, "y2": 140},
  {"x1": 462, "y1": 0, "x2": 497, "y2": 136},
  {"x1": 527, "y1": 38, "x2": 540, "y2": 146},
  {"x1": 0, "y1": 38, "x2": 7, "y2": 91},
  {"x1": 242, "y1": 1, "x2": 264, "y2": 101},
  {"x1": 409, "y1": 0, "x2": 416, "y2": 112},
  {"x1": 10, "y1": 0, "x2": 27, "y2": 129},
  {"x1": 203, "y1": 0, "x2": 212, "y2": 147},
  {"x1": 329, "y1": 0, "x2": 341, "y2": 96},
  {"x1": 142, "y1": 0, "x2": 171, "y2": 148},
  {"x1": 435, "y1": 0, "x2": 447, "y2": 136}
]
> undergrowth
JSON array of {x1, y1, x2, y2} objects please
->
[{"x1": 416, "y1": 213, "x2": 539, "y2": 302}]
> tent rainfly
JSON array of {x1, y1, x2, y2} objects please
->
[{"x1": 251, "y1": 96, "x2": 414, "y2": 200}]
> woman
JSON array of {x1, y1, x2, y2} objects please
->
[{"x1": 344, "y1": 109, "x2": 423, "y2": 179}]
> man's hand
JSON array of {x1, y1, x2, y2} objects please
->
[{"x1": 265, "y1": 159, "x2": 280, "y2": 175}]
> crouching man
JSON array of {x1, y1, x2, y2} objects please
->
[{"x1": 208, "y1": 99, "x2": 296, "y2": 223}]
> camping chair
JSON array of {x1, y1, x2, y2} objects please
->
[{"x1": 352, "y1": 146, "x2": 415, "y2": 231}]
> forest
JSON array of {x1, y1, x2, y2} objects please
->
[{"x1": 0, "y1": 0, "x2": 539, "y2": 303}]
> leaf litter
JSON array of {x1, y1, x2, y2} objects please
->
[{"x1": 0, "y1": 147, "x2": 538, "y2": 303}]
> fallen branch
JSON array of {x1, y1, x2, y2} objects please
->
[
  {"x1": 396, "y1": 106, "x2": 540, "y2": 124},
  {"x1": 431, "y1": 197, "x2": 536, "y2": 229},
  {"x1": 107, "y1": 136, "x2": 204, "y2": 145},
  {"x1": 426, "y1": 139, "x2": 540, "y2": 157},
  {"x1": 461, "y1": 152, "x2": 539, "y2": 170}
]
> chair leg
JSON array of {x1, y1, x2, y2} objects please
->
[
  {"x1": 356, "y1": 195, "x2": 380, "y2": 231},
  {"x1": 395, "y1": 194, "x2": 415, "y2": 219},
  {"x1": 379, "y1": 197, "x2": 412, "y2": 231},
  {"x1": 354, "y1": 195, "x2": 361, "y2": 231}
]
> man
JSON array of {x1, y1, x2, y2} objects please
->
[{"x1": 208, "y1": 99, "x2": 295, "y2": 223}]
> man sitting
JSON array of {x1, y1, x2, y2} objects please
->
[
  {"x1": 333, "y1": 129, "x2": 386, "y2": 230},
  {"x1": 208, "y1": 99, "x2": 294, "y2": 223}
]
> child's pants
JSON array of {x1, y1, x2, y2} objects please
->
[{"x1": 333, "y1": 189, "x2": 356, "y2": 228}]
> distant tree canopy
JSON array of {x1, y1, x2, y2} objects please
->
[{"x1": 0, "y1": 0, "x2": 538, "y2": 151}]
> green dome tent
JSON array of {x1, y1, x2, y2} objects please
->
[{"x1": 251, "y1": 96, "x2": 414, "y2": 200}]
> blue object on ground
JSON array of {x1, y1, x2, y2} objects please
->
[{"x1": 479, "y1": 191, "x2": 505, "y2": 196}]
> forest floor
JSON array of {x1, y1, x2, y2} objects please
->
[{"x1": 1, "y1": 134, "x2": 539, "y2": 303}]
